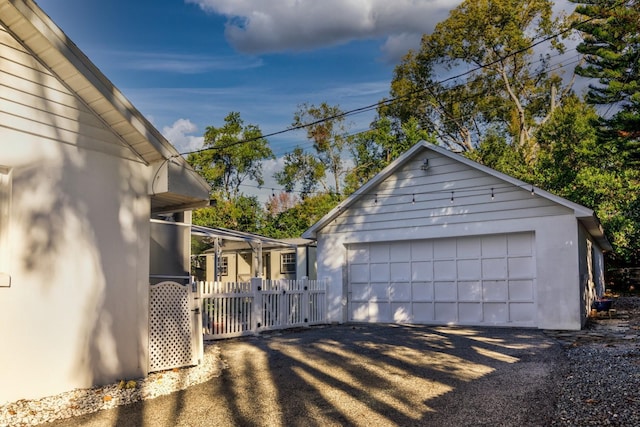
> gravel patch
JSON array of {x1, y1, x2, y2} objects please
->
[
  {"x1": 0, "y1": 344, "x2": 226, "y2": 427},
  {"x1": 548, "y1": 295, "x2": 640, "y2": 427}
]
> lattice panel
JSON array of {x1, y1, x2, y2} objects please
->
[{"x1": 149, "y1": 281, "x2": 193, "y2": 372}]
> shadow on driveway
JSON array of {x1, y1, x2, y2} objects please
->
[{"x1": 45, "y1": 324, "x2": 564, "y2": 426}]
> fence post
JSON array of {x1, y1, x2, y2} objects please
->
[
  {"x1": 301, "y1": 276, "x2": 309, "y2": 327},
  {"x1": 251, "y1": 277, "x2": 262, "y2": 335},
  {"x1": 191, "y1": 277, "x2": 204, "y2": 364}
]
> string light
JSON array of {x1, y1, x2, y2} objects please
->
[
  {"x1": 531, "y1": 186, "x2": 535, "y2": 196},
  {"x1": 450, "y1": 191, "x2": 454, "y2": 203},
  {"x1": 491, "y1": 187, "x2": 495, "y2": 200},
  {"x1": 374, "y1": 194, "x2": 378, "y2": 205},
  {"x1": 412, "y1": 194, "x2": 416, "y2": 204}
]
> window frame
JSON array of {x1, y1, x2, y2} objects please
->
[
  {"x1": 280, "y1": 252, "x2": 296, "y2": 274},
  {"x1": 217, "y1": 256, "x2": 228, "y2": 276}
]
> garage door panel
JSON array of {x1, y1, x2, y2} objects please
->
[
  {"x1": 482, "y1": 258, "x2": 507, "y2": 279},
  {"x1": 392, "y1": 303, "x2": 412, "y2": 322},
  {"x1": 390, "y1": 242, "x2": 410, "y2": 262},
  {"x1": 509, "y1": 280, "x2": 534, "y2": 300},
  {"x1": 348, "y1": 245, "x2": 369, "y2": 263},
  {"x1": 510, "y1": 303, "x2": 535, "y2": 323},
  {"x1": 412, "y1": 282, "x2": 433, "y2": 301},
  {"x1": 508, "y1": 257, "x2": 534, "y2": 278},
  {"x1": 484, "y1": 303, "x2": 508, "y2": 323},
  {"x1": 411, "y1": 240, "x2": 433, "y2": 259},
  {"x1": 351, "y1": 283, "x2": 371, "y2": 300},
  {"x1": 435, "y1": 281, "x2": 456, "y2": 300},
  {"x1": 370, "y1": 244, "x2": 389, "y2": 262},
  {"x1": 369, "y1": 302, "x2": 391, "y2": 322},
  {"x1": 390, "y1": 282, "x2": 411, "y2": 301},
  {"x1": 351, "y1": 302, "x2": 369, "y2": 321},
  {"x1": 434, "y1": 239, "x2": 456, "y2": 258},
  {"x1": 508, "y1": 234, "x2": 533, "y2": 256},
  {"x1": 457, "y1": 259, "x2": 481, "y2": 280},
  {"x1": 370, "y1": 263, "x2": 390, "y2": 282},
  {"x1": 484, "y1": 280, "x2": 508, "y2": 301},
  {"x1": 459, "y1": 303, "x2": 483, "y2": 322},
  {"x1": 350, "y1": 264, "x2": 369, "y2": 283},
  {"x1": 482, "y1": 235, "x2": 507, "y2": 257},
  {"x1": 457, "y1": 237, "x2": 481, "y2": 258},
  {"x1": 412, "y1": 261, "x2": 433, "y2": 281},
  {"x1": 458, "y1": 281, "x2": 482, "y2": 301},
  {"x1": 412, "y1": 302, "x2": 433, "y2": 322},
  {"x1": 434, "y1": 260, "x2": 456, "y2": 280},
  {"x1": 390, "y1": 262, "x2": 411, "y2": 282},
  {"x1": 435, "y1": 302, "x2": 457, "y2": 322},
  {"x1": 371, "y1": 283, "x2": 389, "y2": 299}
]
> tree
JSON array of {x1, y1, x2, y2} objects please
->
[
  {"x1": 281, "y1": 103, "x2": 350, "y2": 195},
  {"x1": 262, "y1": 193, "x2": 341, "y2": 239},
  {"x1": 274, "y1": 147, "x2": 325, "y2": 196},
  {"x1": 385, "y1": 0, "x2": 570, "y2": 160},
  {"x1": 187, "y1": 112, "x2": 274, "y2": 199},
  {"x1": 344, "y1": 116, "x2": 434, "y2": 194},
  {"x1": 533, "y1": 95, "x2": 640, "y2": 266},
  {"x1": 265, "y1": 191, "x2": 299, "y2": 216},
  {"x1": 192, "y1": 193, "x2": 264, "y2": 234},
  {"x1": 570, "y1": 0, "x2": 640, "y2": 163}
]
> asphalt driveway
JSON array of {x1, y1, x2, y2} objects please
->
[{"x1": 45, "y1": 324, "x2": 564, "y2": 427}]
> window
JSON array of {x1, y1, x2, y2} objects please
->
[
  {"x1": 0, "y1": 167, "x2": 11, "y2": 287},
  {"x1": 281, "y1": 252, "x2": 296, "y2": 274},
  {"x1": 217, "y1": 256, "x2": 228, "y2": 276}
]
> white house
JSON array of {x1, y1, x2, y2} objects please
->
[
  {"x1": 303, "y1": 141, "x2": 611, "y2": 331},
  {"x1": 0, "y1": 0, "x2": 210, "y2": 404}
]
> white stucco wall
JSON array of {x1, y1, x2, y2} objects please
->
[
  {"x1": 316, "y1": 213, "x2": 585, "y2": 330},
  {"x1": 0, "y1": 140, "x2": 152, "y2": 404}
]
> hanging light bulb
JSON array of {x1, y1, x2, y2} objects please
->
[
  {"x1": 412, "y1": 194, "x2": 416, "y2": 204},
  {"x1": 374, "y1": 194, "x2": 378, "y2": 204},
  {"x1": 450, "y1": 191, "x2": 454, "y2": 203},
  {"x1": 531, "y1": 186, "x2": 535, "y2": 196},
  {"x1": 491, "y1": 187, "x2": 495, "y2": 200}
]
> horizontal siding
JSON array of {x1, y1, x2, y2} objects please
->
[
  {"x1": 329, "y1": 149, "x2": 572, "y2": 237},
  {"x1": 0, "y1": 26, "x2": 140, "y2": 161}
]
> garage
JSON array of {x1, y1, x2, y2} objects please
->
[
  {"x1": 347, "y1": 233, "x2": 537, "y2": 327},
  {"x1": 304, "y1": 142, "x2": 611, "y2": 330}
]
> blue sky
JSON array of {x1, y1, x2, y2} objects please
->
[{"x1": 34, "y1": 0, "x2": 575, "y2": 200}]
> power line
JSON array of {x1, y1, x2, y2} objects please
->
[{"x1": 178, "y1": 1, "x2": 622, "y2": 158}]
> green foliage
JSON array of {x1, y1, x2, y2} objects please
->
[
  {"x1": 345, "y1": 116, "x2": 435, "y2": 194},
  {"x1": 262, "y1": 193, "x2": 342, "y2": 239},
  {"x1": 570, "y1": 0, "x2": 640, "y2": 164},
  {"x1": 284, "y1": 103, "x2": 350, "y2": 194},
  {"x1": 187, "y1": 112, "x2": 274, "y2": 199},
  {"x1": 466, "y1": 131, "x2": 531, "y2": 181},
  {"x1": 385, "y1": 0, "x2": 568, "y2": 158},
  {"x1": 534, "y1": 96, "x2": 640, "y2": 265},
  {"x1": 192, "y1": 193, "x2": 264, "y2": 234},
  {"x1": 274, "y1": 147, "x2": 325, "y2": 196}
]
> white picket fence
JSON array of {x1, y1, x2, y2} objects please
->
[{"x1": 197, "y1": 277, "x2": 327, "y2": 340}]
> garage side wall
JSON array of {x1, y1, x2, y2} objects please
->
[
  {"x1": 315, "y1": 149, "x2": 584, "y2": 330},
  {"x1": 577, "y1": 224, "x2": 606, "y2": 327}
]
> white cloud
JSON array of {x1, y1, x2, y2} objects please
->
[
  {"x1": 186, "y1": 0, "x2": 459, "y2": 59},
  {"x1": 162, "y1": 119, "x2": 205, "y2": 154},
  {"x1": 108, "y1": 51, "x2": 263, "y2": 73}
]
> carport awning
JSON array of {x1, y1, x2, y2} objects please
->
[{"x1": 191, "y1": 225, "x2": 297, "y2": 250}]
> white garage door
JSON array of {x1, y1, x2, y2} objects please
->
[{"x1": 347, "y1": 233, "x2": 536, "y2": 327}]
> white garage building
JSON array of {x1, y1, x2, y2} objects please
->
[{"x1": 303, "y1": 142, "x2": 611, "y2": 330}]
